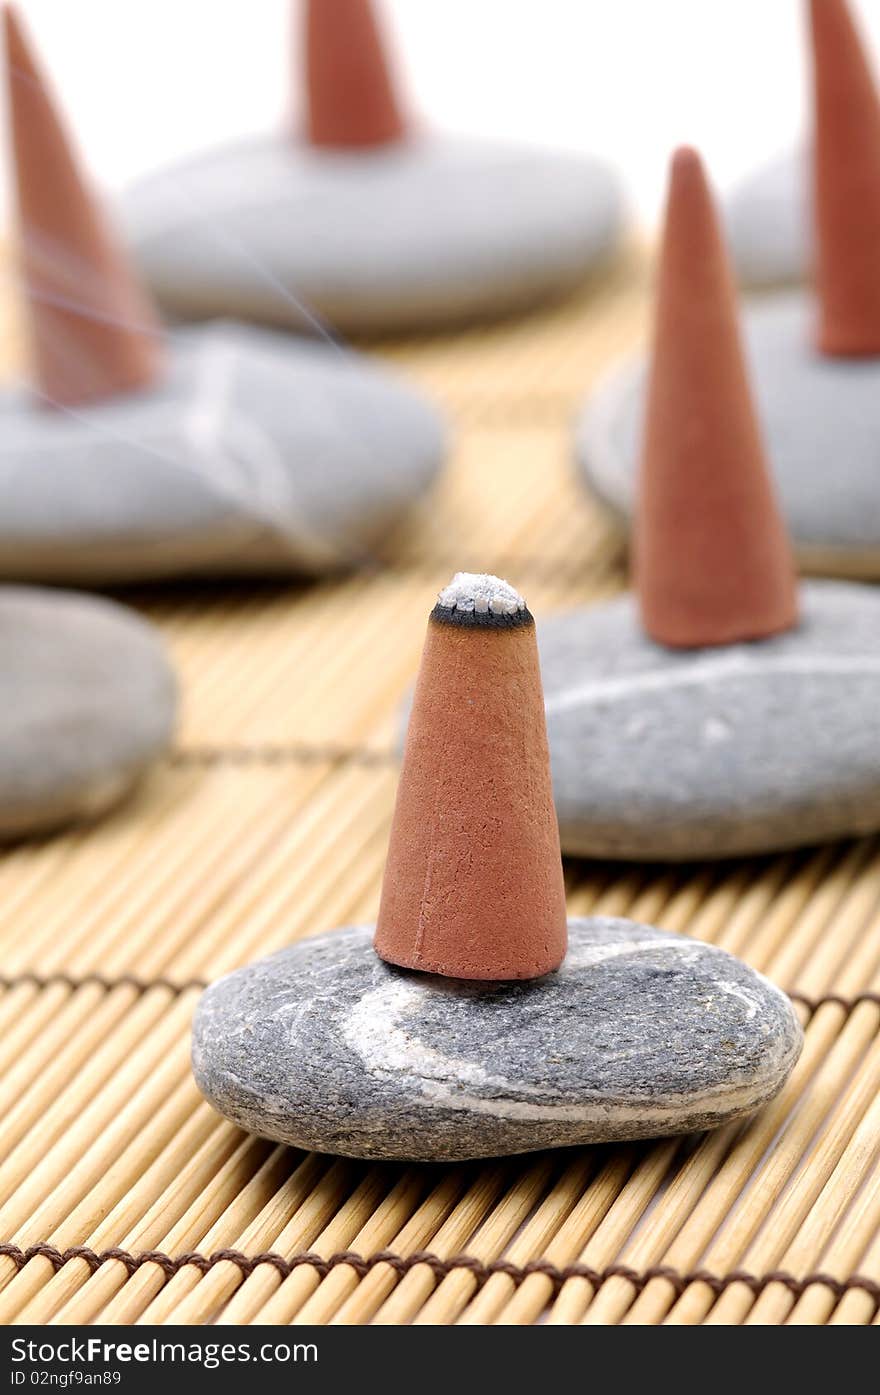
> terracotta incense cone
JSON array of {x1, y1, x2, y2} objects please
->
[
  {"x1": 634, "y1": 147, "x2": 799, "y2": 649},
  {"x1": 810, "y1": 0, "x2": 880, "y2": 355},
  {"x1": 375, "y1": 574, "x2": 567, "y2": 981},
  {"x1": 304, "y1": 0, "x2": 406, "y2": 148},
  {"x1": 4, "y1": 4, "x2": 163, "y2": 407}
]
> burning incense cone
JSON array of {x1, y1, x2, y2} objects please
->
[
  {"x1": 375, "y1": 574, "x2": 567, "y2": 981},
  {"x1": 304, "y1": 0, "x2": 406, "y2": 148},
  {"x1": 634, "y1": 147, "x2": 799, "y2": 648},
  {"x1": 811, "y1": 0, "x2": 880, "y2": 355},
  {"x1": 4, "y1": 4, "x2": 163, "y2": 406},
  {"x1": 194, "y1": 579, "x2": 805, "y2": 1156}
]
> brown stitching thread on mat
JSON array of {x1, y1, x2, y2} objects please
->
[
  {"x1": 3, "y1": 974, "x2": 879, "y2": 1016},
  {"x1": 788, "y1": 991, "x2": 880, "y2": 1012},
  {"x1": 1, "y1": 1244, "x2": 878, "y2": 1306},
  {"x1": 450, "y1": 396, "x2": 588, "y2": 429},
  {"x1": 385, "y1": 555, "x2": 626, "y2": 583},
  {"x1": 168, "y1": 744, "x2": 397, "y2": 771},
  {"x1": 133, "y1": 555, "x2": 623, "y2": 613},
  {"x1": 0, "y1": 972, "x2": 207, "y2": 995},
  {"x1": 407, "y1": 392, "x2": 582, "y2": 429}
]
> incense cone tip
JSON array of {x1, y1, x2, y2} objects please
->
[
  {"x1": 4, "y1": 0, "x2": 163, "y2": 406},
  {"x1": 431, "y1": 573, "x2": 532, "y2": 629},
  {"x1": 303, "y1": 0, "x2": 407, "y2": 149},
  {"x1": 4, "y1": 4, "x2": 31, "y2": 69},
  {"x1": 670, "y1": 144, "x2": 701, "y2": 175}
]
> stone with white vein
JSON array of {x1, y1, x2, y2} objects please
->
[
  {"x1": 539, "y1": 580, "x2": 880, "y2": 859},
  {"x1": 191, "y1": 918, "x2": 802, "y2": 1161},
  {"x1": 0, "y1": 321, "x2": 444, "y2": 583}
]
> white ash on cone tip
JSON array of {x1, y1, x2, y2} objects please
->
[
  {"x1": 431, "y1": 573, "x2": 532, "y2": 629},
  {"x1": 435, "y1": 572, "x2": 526, "y2": 616}
]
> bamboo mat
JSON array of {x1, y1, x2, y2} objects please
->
[{"x1": 2, "y1": 248, "x2": 880, "y2": 1327}]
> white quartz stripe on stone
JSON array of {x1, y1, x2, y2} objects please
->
[
  {"x1": 191, "y1": 919, "x2": 804, "y2": 1160},
  {"x1": 543, "y1": 652, "x2": 880, "y2": 717},
  {"x1": 181, "y1": 338, "x2": 341, "y2": 565},
  {"x1": 0, "y1": 321, "x2": 444, "y2": 582},
  {"x1": 341, "y1": 938, "x2": 766, "y2": 1124},
  {"x1": 4, "y1": 338, "x2": 341, "y2": 569}
]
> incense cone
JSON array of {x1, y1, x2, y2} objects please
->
[
  {"x1": 4, "y1": 4, "x2": 163, "y2": 406},
  {"x1": 811, "y1": 0, "x2": 880, "y2": 355},
  {"x1": 634, "y1": 147, "x2": 799, "y2": 649},
  {"x1": 375, "y1": 574, "x2": 567, "y2": 982},
  {"x1": 304, "y1": 0, "x2": 406, "y2": 148}
]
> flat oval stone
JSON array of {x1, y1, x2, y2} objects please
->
[
  {"x1": 0, "y1": 587, "x2": 176, "y2": 837},
  {"x1": 0, "y1": 322, "x2": 444, "y2": 584},
  {"x1": 724, "y1": 148, "x2": 807, "y2": 288},
  {"x1": 576, "y1": 294, "x2": 880, "y2": 577},
  {"x1": 540, "y1": 581, "x2": 880, "y2": 860},
  {"x1": 192, "y1": 919, "x2": 802, "y2": 1162},
  {"x1": 123, "y1": 136, "x2": 624, "y2": 333}
]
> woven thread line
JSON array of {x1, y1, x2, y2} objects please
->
[
  {"x1": 388, "y1": 555, "x2": 626, "y2": 591},
  {"x1": 0, "y1": 1243, "x2": 878, "y2": 1306},
  {"x1": 0, "y1": 972, "x2": 206, "y2": 995},
  {"x1": 169, "y1": 743, "x2": 396, "y2": 770},
  {"x1": 416, "y1": 391, "x2": 583, "y2": 427},
  {"x1": 2, "y1": 973, "x2": 879, "y2": 1017}
]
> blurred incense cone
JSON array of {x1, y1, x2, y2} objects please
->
[
  {"x1": 810, "y1": 0, "x2": 880, "y2": 355},
  {"x1": 634, "y1": 147, "x2": 799, "y2": 649},
  {"x1": 304, "y1": 0, "x2": 406, "y2": 148},
  {"x1": 375, "y1": 574, "x2": 568, "y2": 982},
  {"x1": 4, "y1": 4, "x2": 163, "y2": 407}
]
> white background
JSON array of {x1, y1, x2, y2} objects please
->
[{"x1": 4, "y1": 0, "x2": 880, "y2": 228}]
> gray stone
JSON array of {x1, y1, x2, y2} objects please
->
[
  {"x1": 0, "y1": 321, "x2": 445, "y2": 584},
  {"x1": 576, "y1": 293, "x2": 880, "y2": 577},
  {"x1": 539, "y1": 581, "x2": 880, "y2": 860},
  {"x1": 724, "y1": 148, "x2": 808, "y2": 288},
  {"x1": 123, "y1": 136, "x2": 625, "y2": 333},
  {"x1": 0, "y1": 586, "x2": 176, "y2": 838},
  {"x1": 191, "y1": 919, "x2": 802, "y2": 1162}
]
